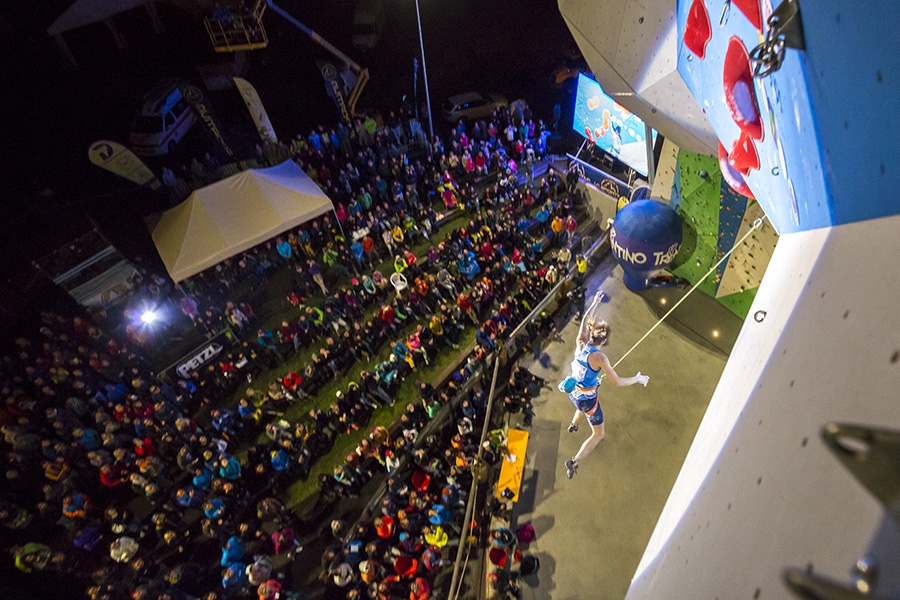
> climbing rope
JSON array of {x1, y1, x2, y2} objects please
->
[{"x1": 609, "y1": 215, "x2": 768, "y2": 371}]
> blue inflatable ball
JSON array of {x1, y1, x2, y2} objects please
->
[{"x1": 610, "y1": 200, "x2": 682, "y2": 291}]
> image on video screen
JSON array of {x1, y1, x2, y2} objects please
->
[{"x1": 573, "y1": 73, "x2": 657, "y2": 175}]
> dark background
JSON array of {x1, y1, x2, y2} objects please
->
[{"x1": 0, "y1": 0, "x2": 580, "y2": 318}]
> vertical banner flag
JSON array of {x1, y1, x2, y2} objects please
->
[
  {"x1": 88, "y1": 140, "x2": 162, "y2": 190},
  {"x1": 181, "y1": 84, "x2": 235, "y2": 157},
  {"x1": 317, "y1": 60, "x2": 351, "y2": 123},
  {"x1": 233, "y1": 77, "x2": 278, "y2": 144}
]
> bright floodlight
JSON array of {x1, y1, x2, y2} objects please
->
[{"x1": 140, "y1": 310, "x2": 158, "y2": 324}]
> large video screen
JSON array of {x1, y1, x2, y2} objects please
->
[{"x1": 573, "y1": 73, "x2": 657, "y2": 176}]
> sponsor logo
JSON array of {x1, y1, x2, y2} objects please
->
[
  {"x1": 609, "y1": 228, "x2": 681, "y2": 267},
  {"x1": 183, "y1": 86, "x2": 234, "y2": 157},
  {"x1": 600, "y1": 179, "x2": 620, "y2": 197},
  {"x1": 176, "y1": 343, "x2": 223, "y2": 378}
]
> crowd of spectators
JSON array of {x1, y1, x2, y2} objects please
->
[
  {"x1": 1, "y1": 99, "x2": 588, "y2": 600},
  {"x1": 314, "y1": 357, "x2": 550, "y2": 600}
]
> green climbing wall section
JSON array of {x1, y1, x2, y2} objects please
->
[{"x1": 668, "y1": 150, "x2": 721, "y2": 298}]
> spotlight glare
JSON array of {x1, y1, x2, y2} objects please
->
[
  {"x1": 660, "y1": 298, "x2": 667, "y2": 305},
  {"x1": 712, "y1": 329, "x2": 720, "y2": 338},
  {"x1": 141, "y1": 310, "x2": 158, "y2": 324}
]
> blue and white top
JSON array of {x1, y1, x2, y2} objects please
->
[{"x1": 571, "y1": 343, "x2": 603, "y2": 399}]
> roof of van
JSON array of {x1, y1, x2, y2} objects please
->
[{"x1": 139, "y1": 82, "x2": 183, "y2": 116}]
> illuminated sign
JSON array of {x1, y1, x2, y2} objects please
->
[{"x1": 573, "y1": 74, "x2": 657, "y2": 176}]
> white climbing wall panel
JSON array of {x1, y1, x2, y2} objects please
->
[{"x1": 626, "y1": 213, "x2": 900, "y2": 599}]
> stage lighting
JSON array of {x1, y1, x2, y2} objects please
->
[{"x1": 141, "y1": 310, "x2": 158, "y2": 324}]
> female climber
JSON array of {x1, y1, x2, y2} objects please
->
[{"x1": 562, "y1": 290, "x2": 649, "y2": 479}]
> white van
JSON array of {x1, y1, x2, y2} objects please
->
[
  {"x1": 352, "y1": 0, "x2": 385, "y2": 50},
  {"x1": 129, "y1": 83, "x2": 197, "y2": 156}
]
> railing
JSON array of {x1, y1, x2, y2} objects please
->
[
  {"x1": 567, "y1": 153, "x2": 633, "y2": 199},
  {"x1": 204, "y1": 0, "x2": 269, "y2": 53}
]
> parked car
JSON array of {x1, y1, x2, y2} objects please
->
[
  {"x1": 129, "y1": 82, "x2": 196, "y2": 156},
  {"x1": 441, "y1": 92, "x2": 508, "y2": 123}
]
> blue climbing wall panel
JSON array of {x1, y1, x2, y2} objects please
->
[{"x1": 676, "y1": 0, "x2": 900, "y2": 234}]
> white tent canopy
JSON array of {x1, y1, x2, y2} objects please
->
[{"x1": 151, "y1": 161, "x2": 334, "y2": 282}]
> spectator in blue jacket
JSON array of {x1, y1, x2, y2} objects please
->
[
  {"x1": 270, "y1": 449, "x2": 290, "y2": 473},
  {"x1": 476, "y1": 324, "x2": 497, "y2": 351},
  {"x1": 350, "y1": 239, "x2": 364, "y2": 270},
  {"x1": 427, "y1": 504, "x2": 450, "y2": 527},
  {"x1": 220, "y1": 535, "x2": 245, "y2": 566},
  {"x1": 175, "y1": 485, "x2": 205, "y2": 509},
  {"x1": 203, "y1": 497, "x2": 225, "y2": 520},
  {"x1": 72, "y1": 427, "x2": 101, "y2": 451},
  {"x1": 222, "y1": 561, "x2": 249, "y2": 592},
  {"x1": 255, "y1": 329, "x2": 285, "y2": 365},
  {"x1": 218, "y1": 455, "x2": 241, "y2": 480},
  {"x1": 210, "y1": 408, "x2": 241, "y2": 440},
  {"x1": 275, "y1": 236, "x2": 294, "y2": 267},
  {"x1": 535, "y1": 204, "x2": 551, "y2": 229}
]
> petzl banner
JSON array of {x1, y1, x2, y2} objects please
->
[
  {"x1": 233, "y1": 77, "x2": 278, "y2": 144},
  {"x1": 181, "y1": 84, "x2": 235, "y2": 157},
  {"x1": 88, "y1": 140, "x2": 161, "y2": 190}
]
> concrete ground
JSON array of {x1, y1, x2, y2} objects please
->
[{"x1": 505, "y1": 255, "x2": 739, "y2": 600}]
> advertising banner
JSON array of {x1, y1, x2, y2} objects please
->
[
  {"x1": 233, "y1": 77, "x2": 278, "y2": 144},
  {"x1": 317, "y1": 60, "x2": 351, "y2": 123},
  {"x1": 88, "y1": 140, "x2": 161, "y2": 190},
  {"x1": 567, "y1": 154, "x2": 633, "y2": 200},
  {"x1": 181, "y1": 84, "x2": 235, "y2": 157},
  {"x1": 160, "y1": 328, "x2": 237, "y2": 380}
]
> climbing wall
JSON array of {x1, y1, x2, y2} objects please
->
[
  {"x1": 558, "y1": 0, "x2": 719, "y2": 155},
  {"x1": 668, "y1": 150, "x2": 720, "y2": 297},
  {"x1": 649, "y1": 138, "x2": 680, "y2": 202},
  {"x1": 675, "y1": 0, "x2": 900, "y2": 233},
  {"x1": 716, "y1": 199, "x2": 778, "y2": 317},
  {"x1": 654, "y1": 145, "x2": 778, "y2": 319}
]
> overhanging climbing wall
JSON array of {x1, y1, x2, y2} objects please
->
[
  {"x1": 623, "y1": 1, "x2": 900, "y2": 598},
  {"x1": 650, "y1": 139, "x2": 778, "y2": 319}
]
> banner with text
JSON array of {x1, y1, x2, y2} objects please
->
[
  {"x1": 88, "y1": 140, "x2": 161, "y2": 190},
  {"x1": 317, "y1": 60, "x2": 351, "y2": 123},
  {"x1": 234, "y1": 77, "x2": 278, "y2": 144},
  {"x1": 567, "y1": 154, "x2": 633, "y2": 200},
  {"x1": 181, "y1": 84, "x2": 235, "y2": 157}
]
